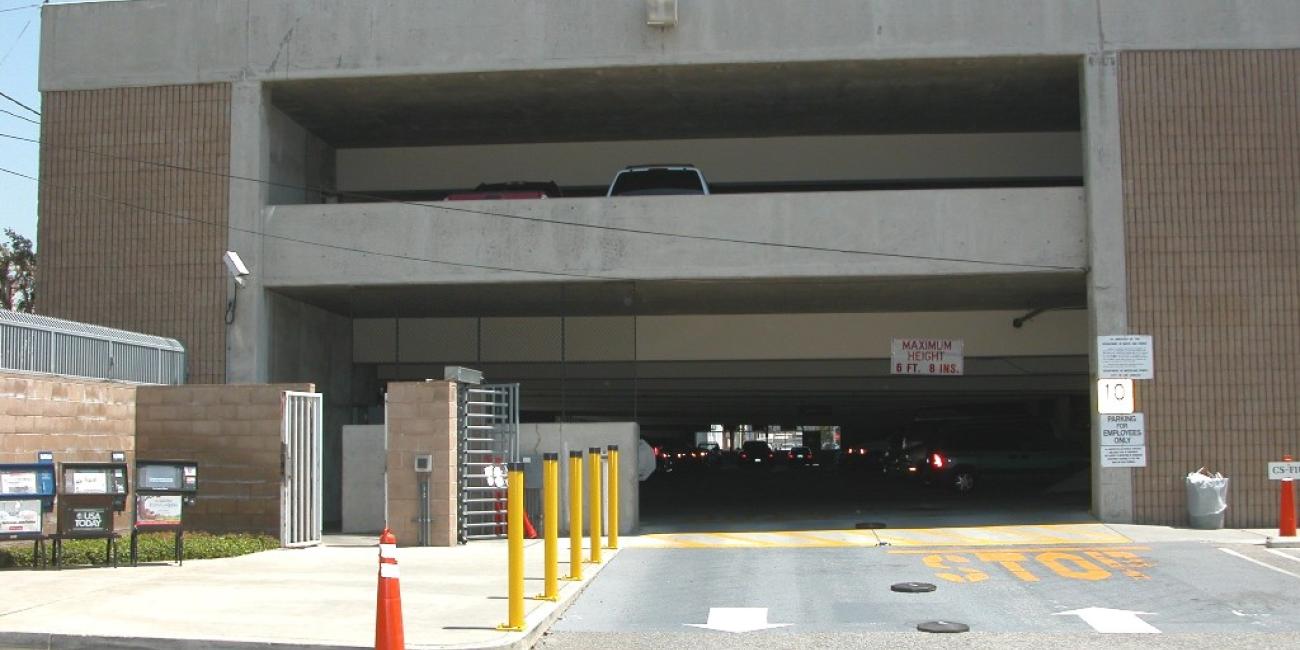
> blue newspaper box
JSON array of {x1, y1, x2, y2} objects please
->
[{"x1": 0, "y1": 457, "x2": 57, "y2": 567}]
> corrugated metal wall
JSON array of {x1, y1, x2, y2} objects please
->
[
  {"x1": 1120, "y1": 50, "x2": 1300, "y2": 527},
  {"x1": 37, "y1": 84, "x2": 231, "y2": 384}
]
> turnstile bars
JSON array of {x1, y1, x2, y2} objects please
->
[{"x1": 458, "y1": 384, "x2": 519, "y2": 542}]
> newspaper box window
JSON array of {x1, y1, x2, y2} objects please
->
[
  {"x1": 0, "y1": 454, "x2": 57, "y2": 568},
  {"x1": 130, "y1": 460, "x2": 198, "y2": 566},
  {"x1": 55, "y1": 460, "x2": 130, "y2": 567}
]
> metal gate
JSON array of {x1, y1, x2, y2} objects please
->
[
  {"x1": 281, "y1": 391, "x2": 323, "y2": 548},
  {"x1": 458, "y1": 383, "x2": 519, "y2": 542}
]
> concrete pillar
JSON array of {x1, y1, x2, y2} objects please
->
[
  {"x1": 1081, "y1": 51, "x2": 1133, "y2": 523},
  {"x1": 226, "y1": 81, "x2": 272, "y2": 383}
]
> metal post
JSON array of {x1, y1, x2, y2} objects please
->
[
  {"x1": 607, "y1": 445, "x2": 619, "y2": 549},
  {"x1": 498, "y1": 462, "x2": 525, "y2": 632},
  {"x1": 537, "y1": 453, "x2": 559, "y2": 601},
  {"x1": 564, "y1": 451, "x2": 583, "y2": 580},
  {"x1": 587, "y1": 447, "x2": 602, "y2": 564}
]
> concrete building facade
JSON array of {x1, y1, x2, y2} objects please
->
[{"x1": 35, "y1": 0, "x2": 1300, "y2": 528}]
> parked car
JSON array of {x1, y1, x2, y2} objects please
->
[
  {"x1": 696, "y1": 442, "x2": 723, "y2": 467},
  {"x1": 656, "y1": 444, "x2": 705, "y2": 473},
  {"x1": 606, "y1": 164, "x2": 709, "y2": 196},
  {"x1": 887, "y1": 419, "x2": 1085, "y2": 493},
  {"x1": 445, "y1": 181, "x2": 562, "y2": 200},
  {"x1": 784, "y1": 445, "x2": 815, "y2": 467},
  {"x1": 738, "y1": 440, "x2": 775, "y2": 468}
]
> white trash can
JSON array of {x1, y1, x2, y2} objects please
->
[{"x1": 1185, "y1": 469, "x2": 1229, "y2": 530}]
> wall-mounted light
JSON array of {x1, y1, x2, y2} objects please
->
[
  {"x1": 647, "y1": 0, "x2": 677, "y2": 27},
  {"x1": 224, "y1": 251, "x2": 251, "y2": 324}
]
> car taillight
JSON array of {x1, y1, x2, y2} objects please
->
[
  {"x1": 805, "y1": 453, "x2": 813, "y2": 459},
  {"x1": 741, "y1": 453, "x2": 748, "y2": 460},
  {"x1": 930, "y1": 452, "x2": 946, "y2": 469},
  {"x1": 768, "y1": 453, "x2": 774, "y2": 460}
]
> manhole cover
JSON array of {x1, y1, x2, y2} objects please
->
[
  {"x1": 854, "y1": 522, "x2": 887, "y2": 529},
  {"x1": 917, "y1": 620, "x2": 969, "y2": 634},
  {"x1": 891, "y1": 582, "x2": 937, "y2": 593}
]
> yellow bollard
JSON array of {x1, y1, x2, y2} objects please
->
[
  {"x1": 497, "y1": 462, "x2": 525, "y2": 632},
  {"x1": 607, "y1": 445, "x2": 619, "y2": 549},
  {"x1": 535, "y1": 453, "x2": 559, "y2": 601},
  {"x1": 563, "y1": 450, "x2": 583, "y2": 581},
  {"x1": 587, "y1": 447, "x2": 603, "y2": 564}
]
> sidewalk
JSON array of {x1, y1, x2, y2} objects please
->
[{"x1": 0, "y1": 535, "x2": 613, "y2": 650}]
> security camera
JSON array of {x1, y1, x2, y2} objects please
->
[{"x1": 223, "y1": 251, "x2": 250, "y2": 287}]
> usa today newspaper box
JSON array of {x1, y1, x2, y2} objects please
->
[
  {"x1": 0, "y1": 458, "x2": 57, "y2": 567},
  {"x1": 56, "y1": 461, "x2": 130, "y2": 567},
  {"x1": 131, "y1": 460, "x2": 198, "y2": 566}
]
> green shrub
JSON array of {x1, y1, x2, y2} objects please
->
[{"x1": 0, "y1": 531, "x2": 280, "y2": 568}]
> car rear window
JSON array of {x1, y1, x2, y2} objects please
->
[{"x1": 609, "y1": 169, "x2": 705, "y2": 196}]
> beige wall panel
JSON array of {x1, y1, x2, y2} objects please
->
[
  {"x1": 397, "y1": 318, "x2": 478, "y2": 362},
  {"x1": 481, "y1": 317, "x2": 562, "y2": 362},
  {"x1": 353, "y1": 318, "x2": 397, "y2": 363},
  {"x1": 37, "y1": 84, "x2": 232, "y2": 384},
  {"x1": 637, "y1": 310, "x2": 1087, "y2": 361},
  {"x1": 1120, "y1": 50, "x2": 1300, "y2": 528},
  {"x1": 565, "y1": 316, "x2": 636, "y2": 362}
]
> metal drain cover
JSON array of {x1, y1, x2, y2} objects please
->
[
  {"x1": 891, "y1": 582, "x2": 937, "y2": 593},
  {"x1": 917, "y1": 620, "x2": 969, "y2": 633}
]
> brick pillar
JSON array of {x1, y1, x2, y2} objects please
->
[{"x1": 385, "y1": 381, "x2": 458, "y2": 546}]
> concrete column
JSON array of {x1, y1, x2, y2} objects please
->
[
  {"x1": 226, "y1": 80, "x2": 272, "y2": 383},
  {"x1": 1082, "y1": 52, "x2": 1133, "y2": 523}
]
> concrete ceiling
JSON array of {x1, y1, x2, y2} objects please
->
[
  {"x1": 273, "y1": 272, "x2": 1086, "y2": 319},
  {"x1": 270, "y1": 57, "x2": 1081, "y2": 147}
]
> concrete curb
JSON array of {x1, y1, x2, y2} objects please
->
[{"x1": 1265, "y1": 536, "x2": 1300, "y2": 549}]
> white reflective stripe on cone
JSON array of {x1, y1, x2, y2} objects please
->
[
  {"x1": 380, "y1": 544, "x2": 398, "y2": 559},
  {"x1": 380, "y1": 563, "x2": 400, "y2": 579}
]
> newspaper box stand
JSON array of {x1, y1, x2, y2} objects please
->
[
  {"x1": 54, "y1": 462, "x2": 129, "y2": 568},
  {"x1": 130, "y1": 460, "x2": 198, "y2": 566},
  {"x1": 0, "y1": 460, "x2": 57, "y2": 568}
]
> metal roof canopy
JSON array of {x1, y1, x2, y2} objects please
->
[{"x1": 0, "y1": 311, "x2": 186, "y2": 385}]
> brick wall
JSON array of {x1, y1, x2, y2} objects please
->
[
  {"x1": 1120, "y1": 50, "x2": 1300, "y2": 527},
  {"x1": 135, "y1": 383, "x2": 312, "y2": 535},
  {"x1": 385, "y1": 381, "x2": 458, "y2": 547},
  {"x1": 37, "y1": 83, "x2": 231, "y2": 384},
  {"x1": 0, "y1": 372, "x2": 137, "y2": 533}
]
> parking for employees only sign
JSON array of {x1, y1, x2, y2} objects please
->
[{"x1": 1100, "y1": 413, "x2": 1147, "y2": 468}]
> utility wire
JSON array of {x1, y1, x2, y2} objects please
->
[
  {"x1": 0, "y1": 130, "x2": 1085, "y2": 271},
  {"x1": 0, "y1": 165, "x2": 624, "y2": 280},
  {"x1": 0, "y1": 106, "x2": 36, "y2": 124},
  {"x1": 0, "y1": 90, "x2": 36, "y2": 116},
  {"x1": 0, "y1": 17, "x2": 31, "y2": 69},
  {"x1": 0, "y1": 5, "x2": 40, "y2": 14}
]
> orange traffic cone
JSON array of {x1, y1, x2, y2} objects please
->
[
  {"x1": 524, "y1": 509, "x2": 538, "y2": 540},
  {"x1": 376, "y1": 528, "x2": 405, "y2": 650}
]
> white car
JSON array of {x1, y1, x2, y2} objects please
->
[{"x1": 607, "y1": 164, "x2": 710, "y2": 196}]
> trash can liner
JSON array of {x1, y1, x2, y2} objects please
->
[{"x1": 1186, "y1": 470, "x2": 1229, "y2": 530}]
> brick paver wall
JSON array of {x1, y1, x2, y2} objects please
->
[
  {"x1": 136, "y1": 383, "x2": 312, "y2": 535},
  {"x1": 0, "y1": 372, "x2": 137, "y2": 533},
  {"x1": 1120, "y1": 50, "x2": 1300, "y2": 527}
]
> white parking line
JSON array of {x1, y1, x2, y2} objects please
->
[
  {"x1": 1266, "y1": 548, "x2": 1300, "y2": 565},
  {"x1": 1218, "y1": 547, "x2": 1300, "y2": 580}
]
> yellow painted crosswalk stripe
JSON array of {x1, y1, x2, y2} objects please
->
[{"x1": 629, "y1": 524, "x2": 1130, "y2": 549}]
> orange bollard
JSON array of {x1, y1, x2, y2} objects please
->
[
  {"x1": 375, "y1": 528, "x2": 405, "y2": 650},
  {"x1": 1281, "y1": 454, "x2": 1297, "y2": 537}
]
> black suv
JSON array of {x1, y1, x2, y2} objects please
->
[
  {"x1": 738, "y1": 440, "x2": 775, "y2": 468},
  {"x1": 887, "y1": 418, "x2": 1086, "y2": 493}
]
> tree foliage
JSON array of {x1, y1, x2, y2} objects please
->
[{"x1": 1, "y1": 228, "x2": 36, "y2": 312}]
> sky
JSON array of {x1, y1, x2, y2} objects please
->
[{"x1": 0, "y1": 1, "x2": 44, "y2": 248}]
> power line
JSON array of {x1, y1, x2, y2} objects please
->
[
  {"x1": 0, "y1": 5, "x2": 40, "y2": 14},
  {"x1": 0, "y1": 17, "x2": 31, "y2": 69},
  {"x1": 0, "y1": 130, "x2": 1085, "y2": 272},
  {"x1": 0, "y1": 90, "x2": 37, "y2": 116},
  {"x1": 0, "y1": 106, "x2": 36, "y2": 124},
  {"x1": 0, "y1": 165, "x2": 623, "y2": 280}
]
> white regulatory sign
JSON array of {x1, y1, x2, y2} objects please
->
[
  {"x1": 1098, "y1": 335, "x2": 1154, "y2": 379},
  {"x1": 891, "y1": 338, "x2": 964, "y2": 376},
  {"x1": 1268, "y1": 462, "x2": 1300, "y2": 480},
  {"x1": 1100, "y1": 413, "x2": 1145, "y2": 446},
  {"x1": 1097, "y1": 378, "x2": 1134, "y2": 414},
  {"x1": 1102, "y1": 446, "x2": 1147, "y2": 468}
]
